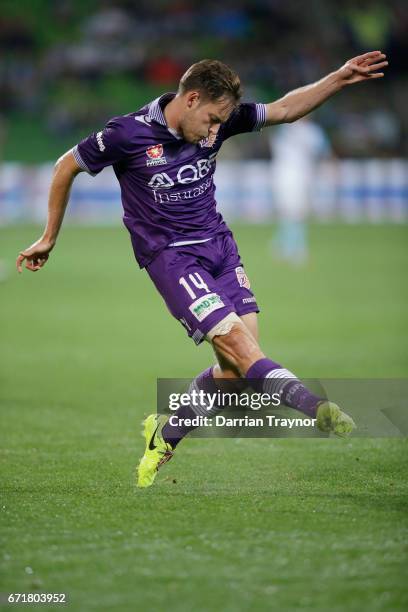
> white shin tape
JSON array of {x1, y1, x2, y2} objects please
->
[{"x1": 206, "y1": 312, "x2": 243, "y2": 342}]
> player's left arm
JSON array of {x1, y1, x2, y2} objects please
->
[{"x1": 264, "y1": 51, "x2": 388, "y2": 126}]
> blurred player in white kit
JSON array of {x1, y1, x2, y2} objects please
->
[{"x1": 269, "y1": 117, "x2": 331, "y2": 264}]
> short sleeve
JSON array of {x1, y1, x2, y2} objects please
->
[
  {"x1": 72, "y1": 117, "x2": 130, "y2": 176},
  {"x1": 220, "y1": 102, "x2": 266, "y2": 140}
]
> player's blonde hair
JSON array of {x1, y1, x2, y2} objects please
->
[{"x1": 178, "y1": 59, "x2": 242, "y2": 104}]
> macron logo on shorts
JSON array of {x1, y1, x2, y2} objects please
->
[{"x1": 189, "y1": 293, "x2": 225, "y2": 322}]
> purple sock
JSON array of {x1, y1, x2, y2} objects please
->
[
  {"x1": 246, "y1": 358, "x2": 322, "y2": 418},
  {"x1": 162, "y1": 368, "x2": 247, "y2": 448},
  {"x1": 161, "y1": 403, "x2": 199, "y2": 449},
  {"x1": 162, "y1": 367, "x2": 217, "y2": 449}
]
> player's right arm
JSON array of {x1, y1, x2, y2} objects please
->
[
  {"x1": 16, "y1": 150, "x2": 82, "y2": 273},
  {"x1": 16, "y1": 116, "x2": 132, "y2": 273}
]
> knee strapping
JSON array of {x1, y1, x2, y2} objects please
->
[{"x1": 205, "y1": 312, "x2": 243, "y2": 342}]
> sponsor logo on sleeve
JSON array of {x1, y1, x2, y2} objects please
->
[
  {"x1": 235, "y1": 266, "x2": 250, "y2": 289},
  {"x1": 96, "y1": 131, "x2": 106, "y2": 152},
  {"x1": 146, "y1": 144, "x2": 167, "y2": 166},
  {"x1": 189, "y1": 293, "x2": 225, "y2": 322}
]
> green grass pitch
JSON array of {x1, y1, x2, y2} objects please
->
[{"x1": 1, "y1": 223, "x2": 407, "y2": 611}]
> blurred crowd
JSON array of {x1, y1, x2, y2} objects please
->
[{"x1": 0, "y1": 0, "x2": 407, "y2": 160}]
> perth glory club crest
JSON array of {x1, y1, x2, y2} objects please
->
[
  {"x1": 146, "y1": 144, "x2": 163, "y2": 159},
  {"x1": 146, "y1": 144, "x2": 167, "y2": 167},
  {"x1": 235, "y1": 266, "x2": 250, "y2": 289}
]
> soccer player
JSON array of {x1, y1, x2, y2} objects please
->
[
  {"x1": 17, "y1": 52, "x2": 387, "y2": 487},
  {"x1": 269, "y1": 116, "x2": 332, "y2": 265}
]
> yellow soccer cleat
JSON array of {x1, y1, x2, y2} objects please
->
[
  {"x1": 137, "y1": 414, "x2": 174, "y2": 488},
  {"x1": 316, "y1": 401, "x2": 356, "y2": 438}
]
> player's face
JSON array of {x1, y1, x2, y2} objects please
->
[{"x1": 180, "y1": 93, "x2": 235, "y2": 144}]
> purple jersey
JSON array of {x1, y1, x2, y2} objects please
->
[{"x1": 73, "y1": 93, "x2": 266, "y2": 268}]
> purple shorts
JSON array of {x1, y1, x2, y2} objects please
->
[{"x1": 146, "y1": 232, "x2": 259, "y2": 344}]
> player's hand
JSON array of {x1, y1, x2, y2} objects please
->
[
  {"x1": 16, "y1": 237, "x2": 55, "y2": 273},
  {"x1": 338, "y1": 51, "x2": 388, "y2": 85}
]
